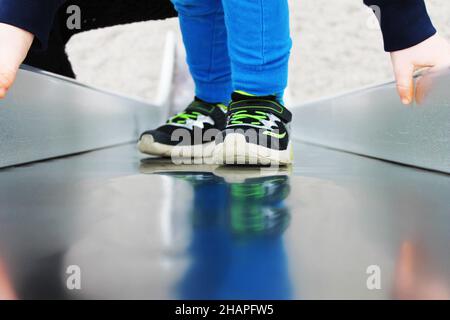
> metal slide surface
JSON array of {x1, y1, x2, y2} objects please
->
[
  {"x1": 0, "y1": 142, "x2": 449, "y2": 299},
  {"x1": 0, "y1": 66, "x2": 165, "y2": 168},
  {"x1": 0, "y1": 66, "x2": 449, "y2": 299},
  {"x1": 291, "y1": 69, "x2": 450, "y2": 174}
]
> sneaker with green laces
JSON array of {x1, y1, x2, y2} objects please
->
[
  {"x1": 213, "y1": 92, "x2": 293, "y2": 166},
  {"x1": 138, "y1": 98, "x2": 227, "y2": 159}
]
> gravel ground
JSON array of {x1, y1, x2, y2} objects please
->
[{"x1": 67, "y1": 0, "x2": 450, "y2": 104}]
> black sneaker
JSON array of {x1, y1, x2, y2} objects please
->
[
  {"x1": 138, "y1": 98, "x2": 227, "y2": 159},
  {"x1": 213, "y1": 92, "x2": 293, "y2": 166}
]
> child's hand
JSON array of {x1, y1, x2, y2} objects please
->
[
  {"x1": 0, "y1": 23, "x2": 34, "y2": 99},
  {"x1": 390, "y1": 34, "x2": 450, "y2": 105}
]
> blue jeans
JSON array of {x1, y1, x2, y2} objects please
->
[{"x1": 172, "y1": 0, "x2": 292, "y2": 103}]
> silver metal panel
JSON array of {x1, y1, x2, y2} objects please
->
[
  {"x1": 0, "y1": 67, "x2": 165, "y2": 168},
  {"x1": 291, "y1": 69, "x2": 450, "y2": 173},
  {"x1": 0, "y1": 142, "x2": 448, "y2": 299},
  {"x1": 1, "y1": 42, "x2": 449, "y2": 300}
]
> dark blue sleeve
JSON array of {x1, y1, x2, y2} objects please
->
[
  {"x1": 0, "y1": 0, "x2": 66, "y2": 51},
  {"x1": 364, "y1": 0, "x2": 436, "y2": 52}
]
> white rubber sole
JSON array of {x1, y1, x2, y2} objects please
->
[
  {"x1": 138, "y1": 134, "x2": 215, "y2": 159},
  {"x1": 212, "y1": 133, "x2": 293, "y2": 166}
]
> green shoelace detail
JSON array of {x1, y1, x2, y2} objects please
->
[
  {"x1": 217, "y1": 103, "x2": 228, "y2": 112},
  {"x1": 229, "y1": 110, "x2": 268, "y2": 125},
  {"x1": 168, "y1": 111, "x2": 201, "y2": 125},
  {"x1": 168, "y1": 102, "x2": 227, "y2": 125},
  {"x1": 231, "y1": 183, "x2": 266, "y2": 199}
]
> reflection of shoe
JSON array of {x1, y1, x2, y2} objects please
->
[
  {"x1": 213, "y1": 92, "x2": 293, "y2": 166},
  {"x1": 213, "y1": 165, "x2": 291, "y2": 236},
  {"x1": 138, "y1": 98, "x2": 227, "y2": 158},
  {"x1": 228, "y1": 174, "x2": 291, "y2": 236},
  {"x1": 231, "y1": 201, "x2": 291, "y2": 236}
]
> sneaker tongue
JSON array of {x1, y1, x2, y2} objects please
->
[
  {"x1": 229, "y1": 92, "x2": 292, "y2": 123},
  {"x1": 232, "y1": 91, "x2": 278, "y2": 102},
  {"x1": 194, "y1": 96, "x2": 221, "y2": 106},
  {"x1": 194, "y1": 97, "x2": 227, "y2": 112}
]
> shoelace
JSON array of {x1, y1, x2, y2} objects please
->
[
  {"x1": 229, "y1": 110, "x2": 269, "y2": 126},
  {"x1": 168, "y1": 111, "x2": 201, "y2": 125},
  {"x1": 168, "y1": 102, "x2": 226, "y2": 125}
]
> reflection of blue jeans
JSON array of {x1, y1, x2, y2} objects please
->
[
  {"x1": 177, "y1": 177, "x2": 292, "y2": 300},
  {"x1": 171, "y1": 0, "x2": 292, "y2": 103}
]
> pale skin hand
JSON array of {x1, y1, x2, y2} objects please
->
[
  {"x1": 390, "y1": 34, "x2": 450, "y2": 105},
  {"x1": 0, "y1": 23, "x2": 34, "y2": 99}
]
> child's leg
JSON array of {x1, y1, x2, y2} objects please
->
[
  {"x1": 172, "y1": 0, "x2": 232, "y2": 103},
  {"x1": 221, "y1": 0, "x2": 291, "y2": 100},
  {"x1": 212, "y1": 0, "x2": 293, "y2": 166},
  {"x1": 138, "y1": 0, "x2": 232, "y2": 159}
]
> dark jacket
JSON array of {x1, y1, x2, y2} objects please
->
[
  {"x1": 0, "y1": 0, "x2": 437, "y2": 51},
  {"x1": 11, "y1": 0, "x2": 177, "y2": 77},
  {"x1": 0, "y1": 0, "x2": 437, "y2": 76},
  {"x1": 0, "y1": 0, "x2": 66, "y2": 50},
  {"x1": 364, "y1": 0, "x2": 436, "y2": 51}
]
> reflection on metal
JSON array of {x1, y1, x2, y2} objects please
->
[
  {"x1": 291, "y1": 69, "x2": 450, "y2": 174},
  {"x1": 0, "y1": 142, "x2": 449, "y2": 299},
  {"x1": 1, "y1": 43, "x2": 449, "y2": 300},
  {"x1": 0, "y1": 66, "x2": 164, "y2": 168},
  {"x1": 140, "y1": 159, "x2": 293, "y2": 299}
]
